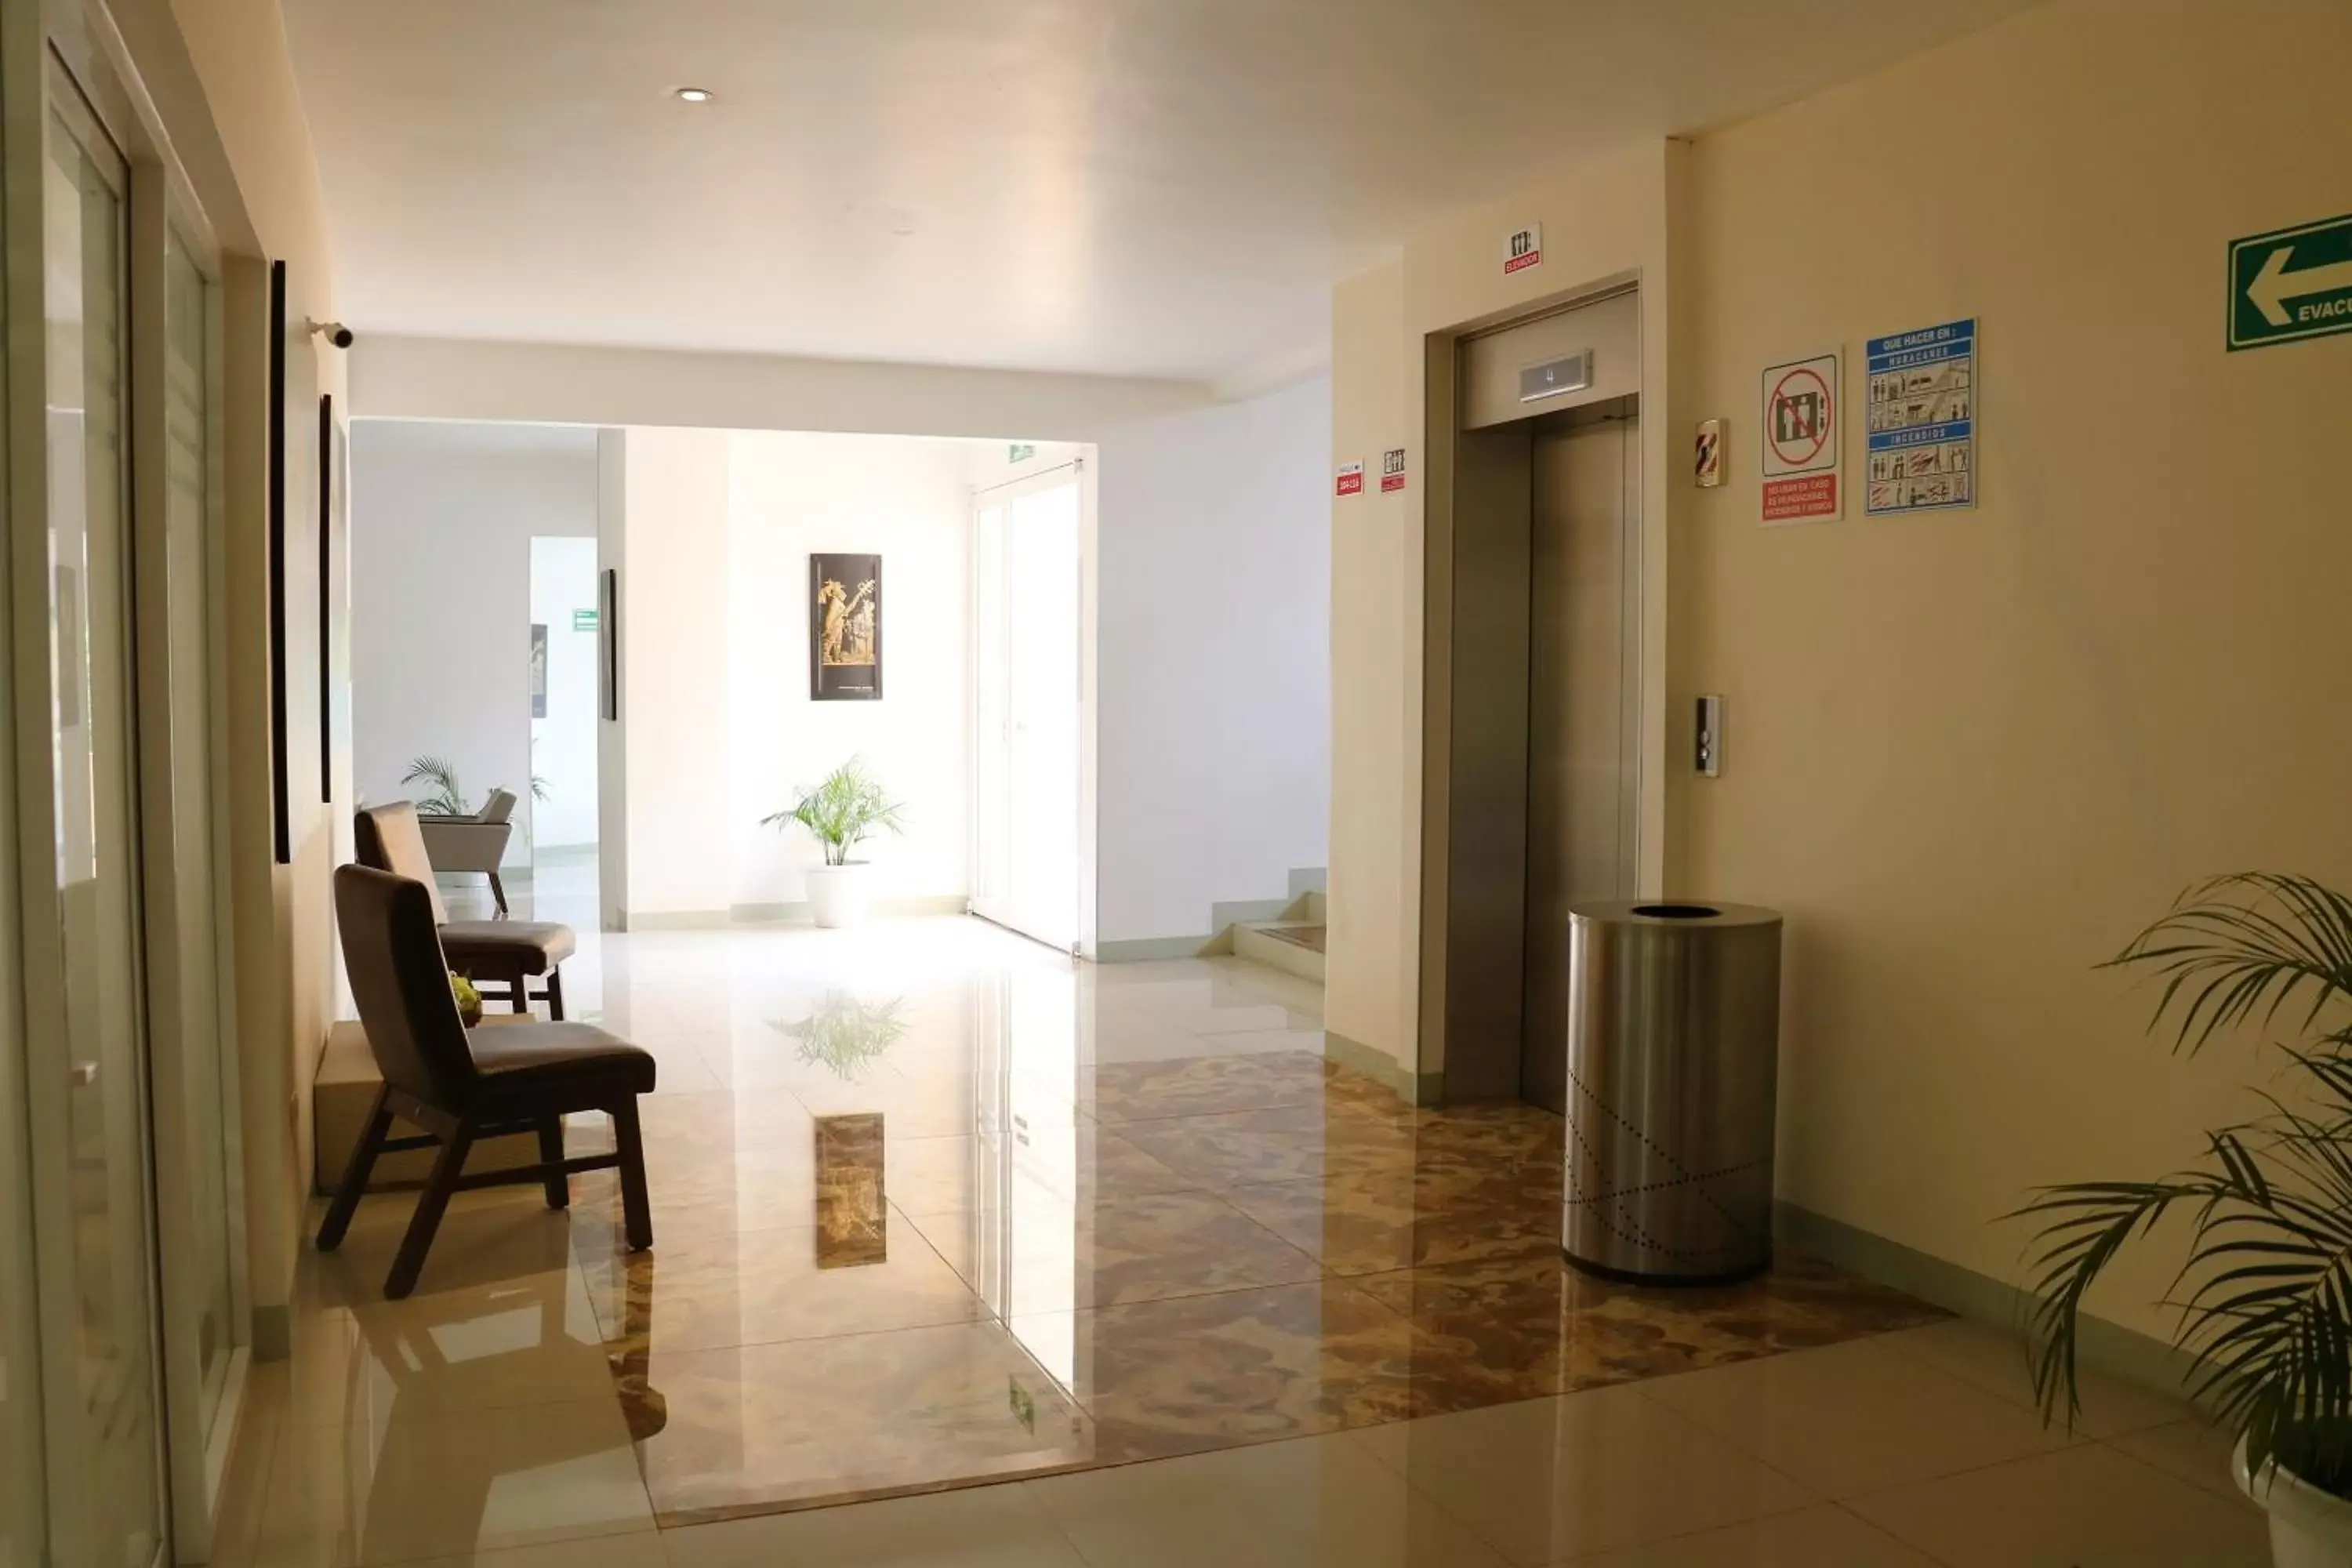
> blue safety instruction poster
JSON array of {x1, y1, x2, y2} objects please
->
[{"x1": 1865, "y1": 318, "x2": 1975, "y2": 516}]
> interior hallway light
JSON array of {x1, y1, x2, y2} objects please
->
[{"x1": 673, "y1": 86, "x2": 714, "y2": 103}]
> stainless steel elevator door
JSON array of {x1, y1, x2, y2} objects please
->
[{"x1": 1522, "y1": 398, "x2": 1639, "y2": 1112}]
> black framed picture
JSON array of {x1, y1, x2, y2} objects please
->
[
  {"x1": 809, "y1": 553, "x2": 882, "y2": 701},
  {"x1": 318, "y1": 394, "x2": 341, "y2": 801},
  {"x1": 269, "y1": 260, "x2": 290, "y2": 862}
]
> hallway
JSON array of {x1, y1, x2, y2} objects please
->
[{"x1": 218, "y1": 919, "x2": 2258, "y2": 1566}]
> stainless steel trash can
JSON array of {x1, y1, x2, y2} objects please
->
[{"x1": 1562, "y1": 900, "x2": 1782, "y2": 1284}]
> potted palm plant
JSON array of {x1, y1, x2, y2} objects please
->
[
  {"x1": 761, "y1": 757, "x2": 906, "y2": 927},
  {"x1": 2018, "y1": 874, "x2": 2352, "y2": 1568}
]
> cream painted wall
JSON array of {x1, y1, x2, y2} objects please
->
[
  {"x1": 143, "y1": 0, "x2": 345, "y2": 1335},
  {"x1": 618, "y1": 426, "x2": 733, "y2": 917},
  {"x1": 1327, "y1": 0, "x2": 2352, "y2": 1337},
  {"x1": 1327, "y1": 140, "x2": 1675, "y2": 1073},
  {"x1": 1666, "y1": 0, "x2": 2352, "y2": 1335}
]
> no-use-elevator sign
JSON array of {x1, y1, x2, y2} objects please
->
[{"x1": 1760, "y1": 350, "x2": 1841, "y2": 524}]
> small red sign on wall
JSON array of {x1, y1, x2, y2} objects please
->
[
  {"x1": 1380, "y1": 448, "x2": 1407, "y2": 493},
  {"x1": 1762, "y1": 473, "x2": 1838, "y2": 523},
  {"x1": 1335, "y1": 460, "x2": 1363, "y2": 497}
]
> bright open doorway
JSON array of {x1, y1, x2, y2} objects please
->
[
  {"x1": 528, "y1": 535, "x2": 601, "y2": 920},
  {"x1": 971, "y1": 467, "x2": 1083, "y2": 953}
]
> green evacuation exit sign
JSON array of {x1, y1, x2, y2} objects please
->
[
  {"x1": 572, "y1": 608, "x2": 599, "y2": 633},
  {"x1": 2230, "y1": 212, "x2": 2352, "y2": 350}
]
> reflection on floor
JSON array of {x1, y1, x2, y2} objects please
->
[{"x1": 215, "y1": 913, "x2": 2267, "y2": 1567}]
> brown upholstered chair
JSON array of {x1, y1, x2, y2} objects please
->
[
  {"x1": 320, "y1": 863, "x2": 655, "y2": 1299},
  {"x1": 357, "y1": 800, "x2": 575, "y2": 1019}
]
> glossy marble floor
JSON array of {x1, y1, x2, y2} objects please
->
[{"x1": 216, "y1": 907, "x2": 2268, "y2": 1566}]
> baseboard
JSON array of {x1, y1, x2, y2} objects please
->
[
  {"x1": 621, "y1": 908, "x2": 735, "y2": 930},
  {"x1": 1323, "y1": 1028, "x2": 1443, "y2": 1105},
  {"x1": 1094, "y1": 935, "x2": 1218, "y2": 963},
  {"x1": 1773, "y1": 1200, "x2": 2195, "y2": 1399},
  {"x1": 625, "y1": 895, "x2": 970, "y2": 930}
]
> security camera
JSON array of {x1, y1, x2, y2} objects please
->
[{"x1": 310, "y1": 321, "x2": 354, "y2": 349}]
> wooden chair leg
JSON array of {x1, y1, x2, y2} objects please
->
[
  {"x1": 545, "y1": 966, "x2": 566, "y2": 1022},
  {"x1": 318, "y1": 1085, "x2": 394, "y2": 1252},
  {"x1": 507, "y1": 960, "x2": 531, "y2": 1014},
  {"x1": 386, "y1": 1123, "x2": 475, "y2": 1300},
  {"x1": 489, "y1": 872, "x2": 509, "y2": 917},
  {"x1": 536, "y1": 1116, "x2": 570, "y2": 1209},
  {"x1": 611, "y1": 1098, "x2": 654, "y2": 1252}
]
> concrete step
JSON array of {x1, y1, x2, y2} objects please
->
[{"x1": 1233, "y1": 920, "x2": 1326, "y2": 983}]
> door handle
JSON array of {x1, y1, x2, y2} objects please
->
[{"x1": 69, "y1": 1061, "x2": 98, "y2": 1087}]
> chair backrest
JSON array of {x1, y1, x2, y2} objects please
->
[
  {"x1": 354, "y1": 800, "x2": 450, "y2": 924},
  {"x1": 478, "y1": 788, "x2": 517, "y2": 826},
  {"x1": 332, "y1": 863, "x2": 480, "y2": 1110}
]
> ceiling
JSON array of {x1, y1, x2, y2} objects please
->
[{"x1": 285, "y1": 0, "x2": 2039, "y2": 383}]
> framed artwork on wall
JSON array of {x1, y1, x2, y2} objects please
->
[
  {"x1": 810, "y1": 553, "x2": 882, "y2": 700},
  {"x1": 269, "y1": 260, "x2": 290, "y2": 861}
]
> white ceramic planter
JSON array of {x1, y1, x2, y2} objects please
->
[
  {"x1": 805, "y1": 863, "x2": 872, "y2": 928},
  {"x1": 2238, "y1": 1436, "x2": 2352, "y2": 1566}
]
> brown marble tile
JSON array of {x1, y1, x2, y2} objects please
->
[
  {"x1": 1073, "y1": 1189, "x2": 1323, "y2": 1307},
  {"x1": 1221, "y1": 1161, "x2": 1563, "y2": 1277},
  {"x1": 1348, "y1": 1250, "x2": 1950, "y2": 1406},
  {"x1": 627, "y1": 1319, "x2": 1101, "y2": 1523},
  {"x1": 580, "y1": 1221, "x2": 982, "y2": 1356},
  {"x1": 1117, "y1": 1096, "x2": 1502, "y2": 1189},
  {"x1": 1083, "y1": 1050, "x2": 1335, "y2": 1123},
  {"x1": 1032, "y1": 1279, "x2": 1487, "y2": 1460}
]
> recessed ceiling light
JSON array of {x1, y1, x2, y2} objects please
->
[{"x1": 673, "y1": 86, "x2": 714, "y2": 103}]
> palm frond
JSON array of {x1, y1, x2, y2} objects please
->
[
  {"x1": 760, "y1": 756, "x2": 906, "y2": 866},
  {"x1": 402, "y1": 754, "x2": 470, "y2": 816},
  {"x1": 2106, "y1": 873, "x2": 2352, "y2": 1053},
  {"x1": 2017, "y1": 873, "x2": 2352, "y2": 1494}
]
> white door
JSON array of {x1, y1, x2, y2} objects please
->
[{"x1": 971, "y1": 473, "x2": 1081, "y2": 952}]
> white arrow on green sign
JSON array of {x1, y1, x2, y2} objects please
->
[{"x1": 2230, "y1": 212, "x2": 2352, "y2": 350}]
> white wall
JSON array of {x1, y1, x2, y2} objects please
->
[
  {"x1": 527, "y1": 537, "x2": 600, "y2": 847},
  {"x1": 727, "y1": 433, "x2": 974, "y2": 909},
  {"x1": 349, "y1": 420, "x2": 601, "y2": 864},
  {"x1": 616, "y1": 426, "x2": 975, "y2": 920},
  {"x1": 355, "y1": 336, "x2": 1213, "y2": 441},
  {"x1": 1094, "y1": 375, "x2": 1333, "y2": 942}
]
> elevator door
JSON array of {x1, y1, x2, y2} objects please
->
[{"x1": 1523, "y1": 400, "x2": 1639, "y2": 1111}]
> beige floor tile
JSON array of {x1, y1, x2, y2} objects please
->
[
  {"x1": 1554, "y1": 1505, "x2": 1939, "y2": 1566},
  {"x1": 1846, "y1": 1442, "x2": 2271, "y2": 1566},
  {"x1": 1025, "y1": 1431, "x2": 1509, "y2": 1567},
  {"x1": 411, "y1": 1535, "x2": 671, "y2": 1568},
  {"x1": 659, "y1": 1482, "x2": 1089, "y2": 1567},
  {"x1": 281, "y1": 1265, "x2": 617, "y2": 1423},
  {"x1": 1875, "y1": 1317, "x2": 2188, "y2": 1437},
  {"x1": 244, "y1": 1396, "x2": 653, "y2": 1566},
  {"x1": 578, "y1": 1220, "x2": 980, "y2": 1353},
  {"x1": 1637, "y1": 1334, "x2": 2077, "y2": 1497},
  {"x1": 1352, "y1": 1383, "x2": 1817, "y2": 1566},
  {"x1": 2106, "y1": 1417, "x2": 2253, "y2": 1506},
  {"x1": 297, "y1": 1185, "x2": 584, "y2": 1304}
]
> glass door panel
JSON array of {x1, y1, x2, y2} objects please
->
[
  {"x1": 44, "y1": 93, "x2": 165, "y2": 1568},
  {"x1": 998, "y1": 481, "x2": 1080, "y2": 951},
  {"x1": 971, "y1": 501, "x2": 1009, "y2": 925},
  {"x1": 162, "y1": 227, "x2": 237, "y2": 1439}
]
